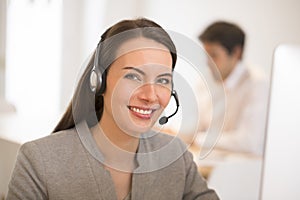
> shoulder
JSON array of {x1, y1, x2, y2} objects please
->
[
  {"x1": 245, "y1": 65, "x2": 269, "y2": 85},
  {"x1": 16, "y1": 127, "x2": 89, "y2": 179},
  {"x1": 239, "y1": 65, "x2": 269, "y2": 95},
  {"x1": 20, "y1": 128, "x2": 81, "y2": 160},
  {"x1": 25, "y1": 128, "x2": 78, "y2": 145},
  {"x1": 248, "y1": 67, "x2": 270, "y2": 93}
]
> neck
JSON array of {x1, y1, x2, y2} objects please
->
[
  {"x1": 92, "y1": 123, "x2": 138, "y2": 171},
  {"x1": 98, "y1": 114, "x2": 140, "y2": 153}
]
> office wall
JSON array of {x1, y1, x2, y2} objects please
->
[
  {"x1": 5, "y1": 0, "x2": 61, "y2": 116},
  {"x1": 0, "y1": 0, "x2": 6, "y2": 99},
  {"x1": 139, "y1": 0, "x2": 300, "y2": 72}
]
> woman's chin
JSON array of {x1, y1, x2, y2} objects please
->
[{"x1": 126, "y1": 116, "x2": 157, "y2": 134}]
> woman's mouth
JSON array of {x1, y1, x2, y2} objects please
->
[{"x1": 128, "y1": 106, "x2": 156, "y2": 119}]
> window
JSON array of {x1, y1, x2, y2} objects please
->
[
  {"x1": 0, "y1": 0, "x2": 7, "y2": 100},
  {"x1": 5, "y1": 0, "x2": 62, "y2": 116}
]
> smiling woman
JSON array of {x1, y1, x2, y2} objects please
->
[
  {"x1": 104, "y1": 40, "x2": 173, "y2": 136},
  {"x1": 7, "y1": 18, "x2": 219, "y2": 200}
]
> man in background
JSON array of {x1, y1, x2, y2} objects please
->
[{"x1": 195, "y1": 21, "x2": 269, "y2": 156}]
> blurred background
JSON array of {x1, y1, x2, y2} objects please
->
[
  {"x1": 1, "y1": 0, "x2": 300, "y2": 199},
  {"x1": 1, "y1": 0, "x2": 300, "y2": 142}
]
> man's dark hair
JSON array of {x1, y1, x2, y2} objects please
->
[{"x1": 199, "y1": 21, "x2": 245, "y2": 56}]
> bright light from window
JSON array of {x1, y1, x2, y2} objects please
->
[{"x1": 6, "y1": 0, "x2": 62, "y2": 117}]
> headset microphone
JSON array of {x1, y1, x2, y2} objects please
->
[{"x1": 159, "y1": 90, "x2": 179, "y2": 125}]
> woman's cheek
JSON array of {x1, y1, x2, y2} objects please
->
[{"x1": 159, "y1": 91, "x2": 172, "y2": 108}]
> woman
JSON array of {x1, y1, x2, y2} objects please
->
[{"x1": 7, "y1": 18, "x2": 219, "y2": 200}]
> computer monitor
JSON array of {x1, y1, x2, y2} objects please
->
[{"x1": 260, "y1": 44, "x2": 300, "y2": 199}]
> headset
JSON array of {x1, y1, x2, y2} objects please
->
[
  {"x1": 89, "y1": 46, "x2": 180, "y2": 125},
  {"x1": 159, "y1": 90, "x2": 179, "y2": 125},
  {"x1": 89, "y1": 45, "x2": 102, "y2": 93}
]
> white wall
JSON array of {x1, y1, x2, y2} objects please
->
[
  {"x1": 60, "y1": 0, "x2": 85, "y2": 111},
  {"x1": 5, "y1": 0, "x2": 61, "y2": 117},
  {"x1": 0, "y1": 0, "x2": 7, "y2": 99},
  {"x1": 138, "y1": 0, "x2": 300, "y2": 73},
  {"x1": 2, "y1": 0, "x2": 62, "y2": 143}
]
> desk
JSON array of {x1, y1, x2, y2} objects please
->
[
  {"x1": 188, "y1": 143, "x2": 262, "y2": 179},
  {"x1": 188, "y1": 143, "x2": 263, "y2": 200}
]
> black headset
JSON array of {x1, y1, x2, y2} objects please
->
[
  {"x1": 89, "y1": 45, "x2": 179, "y2": 125},
  {"x1": 159, "y1": 90, "x2": 179, "y2": 125}
]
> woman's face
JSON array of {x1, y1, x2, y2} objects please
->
[{"x1": 101, "y1": 37, "x2": 173, "y2": 136}]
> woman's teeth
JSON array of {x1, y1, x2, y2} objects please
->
[{"x1": 130, "y1": 107, "x2": 152, "y2": 115}]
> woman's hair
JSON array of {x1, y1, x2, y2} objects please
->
[{"x1": 52, "y1": 18, "x2": 177, "y2": 133}]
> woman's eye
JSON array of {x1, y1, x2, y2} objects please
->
[
  {"x1": 156, "y1": 78, "x2": 171, "y2": 85},
  {"x1": 124, "y1": 73, "x2": 142, "y2": 82}
]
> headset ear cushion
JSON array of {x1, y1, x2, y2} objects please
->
[
  {"x1": 90, "y1": 69, "x2": 98, "y2": 93},
  {"x1": 90, "y1": 68, "x2": 103, "y2": 93}
]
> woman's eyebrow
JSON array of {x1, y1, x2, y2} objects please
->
[
  {"x1": 157, "y1": 73, "x2": 173, "y2": 78},
  {"x1": 123, "y1": 66, "x2": 145, "y2": 75},
  {"x1": 122, "y1": 66, "x2": 172, "y2": 78}
]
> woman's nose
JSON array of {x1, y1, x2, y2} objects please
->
[{"x1": 138, "y1": 83, "x2": 159, "y2": 103}]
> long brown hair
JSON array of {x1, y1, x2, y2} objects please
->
[{"x1": 53, "y1": 18, "x2": 177, "y2": 133}]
